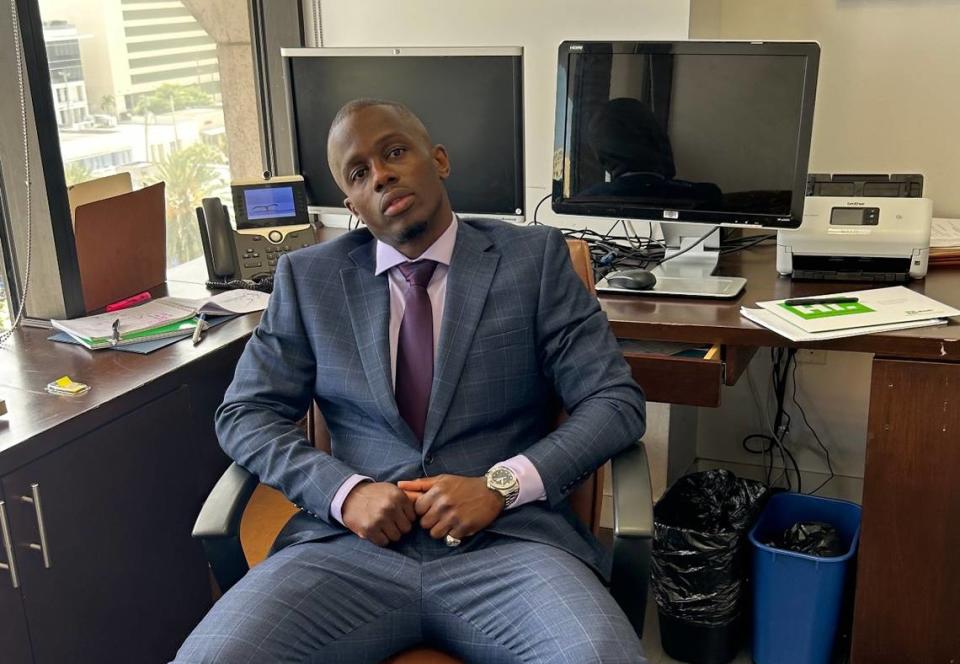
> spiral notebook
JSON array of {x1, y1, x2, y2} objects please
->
[
  {"x1": 50, "y1": 300, "x2": 198, "y2": 350},
  {"x1": 51, "y1": 315, "x2": 199, "y2": 350}
]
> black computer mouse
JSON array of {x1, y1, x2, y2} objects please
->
[{"x1": 606, "y1": 269, "x2": 657, "y2": 291}]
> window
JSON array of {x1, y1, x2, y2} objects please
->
[
  {"x1": 0, "y1": 0, "x2": 275, "y2": 324},
  {"x1": 0, "y1": 165, "x2": 13, "y2": 332},
  {"x1": 0, "y1": 256, "x2": 9, "y2": 332},
  {"x1": 37, "y1": 0, "x2": 251, "y2": 270}
]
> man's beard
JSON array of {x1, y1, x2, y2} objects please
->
[{"x1": 397, "y1": 219, "x2": 429, "y2": 243}]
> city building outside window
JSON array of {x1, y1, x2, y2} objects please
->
[{"x1": 38, "y1": 0, "x2": 245, "y2": 270}]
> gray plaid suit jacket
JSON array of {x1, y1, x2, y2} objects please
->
[{"x1": 215, "y1": 218, "x2": 646, "y2": 577}]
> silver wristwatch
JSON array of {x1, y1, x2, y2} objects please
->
[{"x1": 485, "y1": 465, "x2": 520, "y2": 509}]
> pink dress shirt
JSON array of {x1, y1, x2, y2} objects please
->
[{"x1": 330, "y1": 217, "x2": 546, "y2": 524}]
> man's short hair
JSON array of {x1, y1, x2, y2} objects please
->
[{"x1": 327, "y1": 98, "x2": 432, "y2": 145}]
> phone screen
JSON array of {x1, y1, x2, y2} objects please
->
[{"x1": 244, "y1": 186, "x2": 297, "y2": 220}]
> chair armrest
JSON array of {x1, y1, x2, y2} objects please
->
[
  {"x1": 192, "y1": 462, "x2": 259, "y2": 593},
  {"x1": 610, "y1": 442, "x2": 654, "y2": 638}
]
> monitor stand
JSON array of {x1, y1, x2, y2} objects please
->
[{"x1": 647, "y1": 223, "x2": 746, "y2": 298}]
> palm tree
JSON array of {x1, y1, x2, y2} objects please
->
[
  {"x1": 138, "y1": 84, "x2": 214, "y2": 150},
  {"x1": 133, "y1": 98, "x2": 153, "y2": 162},
  {"x1": 99, "y1": 94, "x2": 116, "y2": 116},
  {"x1": 148, "y1": 143, "x2": 225, "y2": 266},
  {"x1": 64, "y1": 161, "x2": 92, "y2": 186}
]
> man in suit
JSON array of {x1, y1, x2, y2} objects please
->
[{"x1": 175, "y1": 99, "x2": 647, "y2": 663}]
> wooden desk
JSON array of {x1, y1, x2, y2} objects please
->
[
  {"x1": 4, "y1": 228, "x2": 953, "y2": 661},
  {"x1": 600, "y1": 246, "x2": 960, "y2": 664},
  {"x1": 0, "y1": 281, "x2": 259, "y2": 664}
]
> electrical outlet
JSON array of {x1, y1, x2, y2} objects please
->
[{"x1": 797, "y1": 349, "x2": 827, "y2": 365}]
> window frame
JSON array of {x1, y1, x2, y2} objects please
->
[
  {"x1": 0, "y1": 0, "x2": 297, "y2": 323},
  {"x1": 1, "y1": 162, "x2": 23, "y2": 319},
  {"x1": 0, "y1": 0, "x2": 85, "y2": 322}
]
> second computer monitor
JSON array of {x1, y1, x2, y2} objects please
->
[
  {"x1": 282, "y1": 47, "x2": 525, "y2": 223},
  {"x1": 552, "y1": 40, "x2": 820, "y2": 230}
]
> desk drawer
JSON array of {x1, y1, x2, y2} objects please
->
[{"x1": 620, "y1": 341, "x2": 724, "y2": 407}]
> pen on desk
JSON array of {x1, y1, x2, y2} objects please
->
[
  {"x1": 783, "y1": 296, "x2": 860, "y2": 306},
  {"x1": 110, "y1": 318, "x2": 120, "y2": 346},
  {"x1": 192, "y1": 313, "x2": 208, "y2": 346}
]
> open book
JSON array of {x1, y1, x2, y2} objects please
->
[
  {"x1": 165, "y1": 289, "x2": 270, "y2": 316},
  {"x1": 50, "y1": 290, "x2": 269, "y2": 350}
]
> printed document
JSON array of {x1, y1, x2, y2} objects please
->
[{"x1": 755, "y1": 286, "x2": 959, "y2": 334}]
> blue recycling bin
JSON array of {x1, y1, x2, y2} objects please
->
[{"x1": 748, "y1": 493, "x2": 861, "y2": 664}]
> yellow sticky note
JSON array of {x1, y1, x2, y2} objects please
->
[{"x1": 47, "y1": 376, "x2": 90, "y2": 396}]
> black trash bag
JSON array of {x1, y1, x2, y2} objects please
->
[
  {"x1": 763, "y1": 521, "x2": 845, "y2": 557},
  {"x1": 652, "y1": 470, "x2": 769, "y2": 626}
]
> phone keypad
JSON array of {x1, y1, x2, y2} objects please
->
[{"x1": 236, "y1": 229, "x2": 316, "y2": 279}]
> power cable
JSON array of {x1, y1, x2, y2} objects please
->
[
  {"x1": 791, "y1": 360, "x2": 836, "y2": 494},
  {"x1": 531, "y1": 193, "x2": 551, "y2": 225}
]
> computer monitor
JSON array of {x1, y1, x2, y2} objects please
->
[
  {"x1": 281, "y1": 47, "x2": 525, "y2": 223},
  {"x1": 552, "y1": 40, "x2": 820, "y2": 295}
]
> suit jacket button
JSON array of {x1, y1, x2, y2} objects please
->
[{"x1": 425, "y1": 454, "x2": 434, "y2": 465}]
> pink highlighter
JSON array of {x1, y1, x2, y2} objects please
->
[{"x1": 105, "y1": 291, "x2": 152, "y2": 312}]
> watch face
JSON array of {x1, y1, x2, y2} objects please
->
[{"x1": 489, "y1": 467, "x2": 516, "y2": 489}]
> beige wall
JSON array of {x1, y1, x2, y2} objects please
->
[
  {"x1": 689, "y1": 0, "x2": 960, "y2": 483},
  {"x1": 314, "y1": 0, "x2": 691, "y2": 230},
  {"x1": 691, "y1": 0, "x2": 960, "y2": 218}
]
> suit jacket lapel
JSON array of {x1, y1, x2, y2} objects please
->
[
  {"x1": 341, "y1": 239, "x2": 418, "y2": 449},
  {"x1": 423, "y1": 222, "x2": 499, "y2": 453}
]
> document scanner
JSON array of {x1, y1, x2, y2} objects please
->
[{"x1": 777, "y1": 174, "x2": 932, "y2": 282}]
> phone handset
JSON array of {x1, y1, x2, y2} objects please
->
[{"x1": 198, "y1": 198, "x2": 239, "y2": 280}]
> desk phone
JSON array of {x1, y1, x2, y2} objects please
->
[{"x1": 197, "y1": 175, "x2": 316, "y2": 285}]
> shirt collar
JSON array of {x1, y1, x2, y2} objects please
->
[{"x1": 374, "y1": 215, "x2": 458, "y2": 276}]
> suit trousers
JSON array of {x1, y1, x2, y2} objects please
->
[{"x1": 173, "y1": 528, "x2": 647, "y2": 664}]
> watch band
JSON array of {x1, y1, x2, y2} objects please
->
[
  {"x1": 487, "y1": 465, "x2": 520, "y2": 509},
  {"x1": 501, "y1": 483, "x2": 520, "y2": 509}
]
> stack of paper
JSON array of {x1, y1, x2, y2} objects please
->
[
  {"x1": 50, "y1": 290, "x2": 270, "y2": 350},
  {"x1": 930, "y1": 217, "x2": 960, "y2": 267},
  {"x1": 51, "y1": 300, "x2": 199, "y2": 349},
  {"x1": 741, "y1": 286, "x2": 959, "y2": 342},
  {"x1": 166, "y1": 289, "x2": 271, "y2": 316}
]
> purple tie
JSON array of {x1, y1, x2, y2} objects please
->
[{"x1": 396, "y1": 260, "x2": 439, "y2": 442}]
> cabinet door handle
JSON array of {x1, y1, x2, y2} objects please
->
[
  {"x1": 20, "y1": 484, "x2": 52, "y2": 569},
  {"x1": 0, "y1": 501, "x2": 20, "y2": 588}
]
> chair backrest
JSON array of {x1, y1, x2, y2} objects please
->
[
  {"x1": 562, "y1": 239, "x2": 604, "y2": 535},
  {"x1": 308, "y1": 238, "x2": 603, "y2": 533}
]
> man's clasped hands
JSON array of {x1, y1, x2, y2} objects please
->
[{"x1": 340, "y1": 474, "x2": 506, "y2": 547}]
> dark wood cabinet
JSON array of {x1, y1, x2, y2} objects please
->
[
  {"x1": 0, "y1": 313, "x2": 254, "y2": 663},
  {"x1": 0, "y1": 487, "x2": 33, "y2": 664},
  {"x1": 2, "y1": 387, "x2": 213, "y2": 663}
]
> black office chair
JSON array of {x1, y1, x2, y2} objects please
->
[{"x1": 191, "y1": 240, "x2": 654, "y2": 664}]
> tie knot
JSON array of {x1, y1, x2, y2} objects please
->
[{"x1": 397, "y1": 260, "x2": 438, "y2": 288}]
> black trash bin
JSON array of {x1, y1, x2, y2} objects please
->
[{"x1": 651, "y1": 470, "x2": 769, "y2": 664}]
